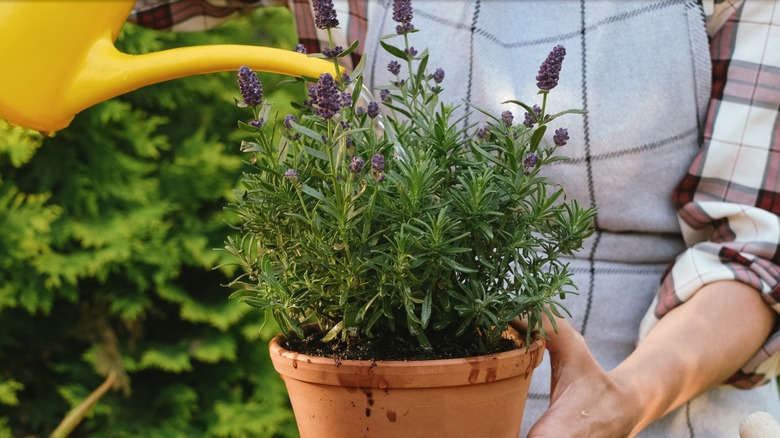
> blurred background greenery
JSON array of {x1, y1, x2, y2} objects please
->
[{"x1": 0, "y1": 7, "x2": 303, "y2": 437}]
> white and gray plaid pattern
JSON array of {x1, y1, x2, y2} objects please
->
[{"x1": 363, "y1": 2, "x2": 780, "y2": 435}]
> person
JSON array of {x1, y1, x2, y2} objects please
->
[{"x1": 131, "y1": 1, "x2": 780, "y2": 436}]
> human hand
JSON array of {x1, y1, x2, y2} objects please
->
[{"x1": 524, "y1": 319, "x2": 642, "y2": 438}]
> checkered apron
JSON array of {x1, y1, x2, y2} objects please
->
[{"x1": 363, "y1": 1, "x2": 780, "y2": 436}]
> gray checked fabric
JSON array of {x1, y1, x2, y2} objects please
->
[
  {"x1": 131, "y1": 0, "x2": 780, "y2": 436},
  {"x1": 362, "y1": 3, "x2": 780, "y2": 436}
]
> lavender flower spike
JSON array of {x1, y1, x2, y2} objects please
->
[
  {"x1": 431, "y1": 68, "x2": 445, "y2": 84},
  {"x1": 349, "y1": 156, "x2": 365, "y2": 174},
  {"x1": 371, "y1": 154, "x2": 385, "y2": 172},
  {"x1": 284, "y1": 168, "x2": 299, "y2": 181},
  {"x1": 237, "y1": 66, "x2": 263, "y2": 107},
  {"x1": 311, "y1": 73, "x2": 341, "y2": 119},
  {"x1": 553, "y1": 128, "x2": 570, "y2": 147},
  {"x1": 313, "y1": 0, "x2": 339, "y2": 29},
  {"x1": 393, "y1": 0, "x2": 414, "y2": 34},
  {"x1": 523, "y1": 105, "x2": 542, "y2": 128},
  {"x1": 367, "y1": 102, "x2": 380, "y2": 119},
  {"x1": 501, "y1": 110, "x2": 514, "y2": 128},
  {"x1": 536, "y1": 45, "x2": 566, "y2": 91},
  {"x1": 249, "y1": 118, "x2": 265, "y2": 129},
  {"x1": 283, "y1": 114, "x2": 297, "y2": 129},
  {"x1": 524, "y1": 153, "x2": 539, "y2": 169},
  {"x1": 388, "y1": 61, "x2": 402, "y2": 76}
]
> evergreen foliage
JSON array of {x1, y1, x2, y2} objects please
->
[{"x1": 0, "y1": 7, "x2": 301, "y2": 437}]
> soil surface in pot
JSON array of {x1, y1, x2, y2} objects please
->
[{"x1": 282, "y1": 328, "x2": 523, "y2": 361}]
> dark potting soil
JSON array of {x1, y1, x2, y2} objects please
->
[{"x1": 281, "y1": 328, "x2": 523, "y2": 361}]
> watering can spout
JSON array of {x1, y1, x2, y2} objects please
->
[
  {"x1": 0, "y1": 0, "x2": 339, "y2": 134},
  {"x1": 75, "y1": 39, "x2": 340, "y2": 121}
]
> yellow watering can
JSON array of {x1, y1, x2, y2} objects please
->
[{"x1": 0, "y1": 0, "x2": 339, "y2": 134}]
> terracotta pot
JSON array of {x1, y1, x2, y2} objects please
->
[{"x1": 268, "y1": 330, "x2": 545, "y2": 438}]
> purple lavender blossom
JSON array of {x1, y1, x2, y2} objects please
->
[
  {"x1": 388, "y1": 60, "x2": 402, "y2": 76},
  {"x1": 524, "y1": 153, "x2": 539, "y2": 169},
  {"x1": 380, "y1": 90, "x2": 391, "y2": 101},
  {"x1": 310, "y1": 73, "x2": 341, "y2": 119},
  {"x1": 431, "y1": 68, "x2": 445, "y2": 84},
  {"x1": 396, "y1": 23, "x2": 414, "y2": 34},
  {"x1": 536, "y1": 45, "x2": 566, "y2": 91},
  {"x1": 356, "y1": 106, "x2": 367, "y2": 116},
  {"x1": 367, "y1": 102, "x2": 380, "y2": 119},
  {"x1": 405, "y1": 47, "x2": 418, "y2": 58},
  {"x1": 283, "y1": 114, "x2": 297, "y2": 129},
  {"x1": 249, "y1": 118, "x2": 265, "y2": 129},
  {"x1": 371, "y1": 154, "x2": 385, "y2": 173},
  {"x1": 392, "y1": 0, "x2": 413, "y2": 23},
  {"x1": 237, "y1": 66, "x2": 263, "y2": 106},
  {"x1": 323, "y1": 45, "x2": 343, "y2": 59},
  {"x1": 294, "y1": 43, "x2": 307, "y2": 54},
  {"x1": 340, "y1": 92, "x2": 353, "y2": 109},
  {"x1": 349, "y1": 156, "x2": 365, "y2": 174},
  {"x1": 368, "y1": 153, "x2": 386, "y2": 181},
  {"x1": 476, "y1": 125, "x2": 489, "y2": 139},
  {"x1": 341, "y1": 73, "x2": 351, "y2": 85},
  {"x1": 523, "y1": 105, "x2": 542, "y2": 128},
  {"x1": 553, "y1": 127, "x2": 570, "y2": 147},
  {"x1": 313, "y1": 0, "x2": 339, "y2": 29},
  {"x1": 501, "y1": 110, "x2": 514, "y2": 127},
  {"x1": 284, "y1": 168, "x2": 299, "y2": 181},
  {"x1": 393, "y1": 0, "x2": 414, "y2": 34}
]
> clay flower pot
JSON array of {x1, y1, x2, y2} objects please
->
[{"x1": 268, "y1": 331, "x2": 545, "y2": 438}]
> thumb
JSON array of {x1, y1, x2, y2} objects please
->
[
  {"x1": 511, "y1": 315, "x2": 597, "y2": 383},
  {"x1": 510, "y1": 314, "x2": 583, "y2": 357}
]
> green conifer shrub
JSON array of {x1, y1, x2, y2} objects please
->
[{"x1": 0, "y1": 7, "x2": 300, "y2": 437}]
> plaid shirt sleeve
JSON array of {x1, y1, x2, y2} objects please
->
[
  {"x1": 129, "y1": 0, "x2": 285, "y2": 32},
  {"x1": 288, "y1": 0, "x2": 367, "y2": 70},
  {"x1": 639, "y1": 0, "x2": 780, "y2": 389},
  {"x1": 130, "y1": 0, "x2": 366, "y2": 70}
]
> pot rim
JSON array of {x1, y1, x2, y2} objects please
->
[
  {"x1": 269, "y1": 330, "x2": 545, "y2": 367},
  {"x1": 268, "y1": 330, "x2": 546, "y2": 388}
]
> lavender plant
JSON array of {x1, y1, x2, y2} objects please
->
[{"x1": 224, "y1": 0, "x2": 595, "y2": 355}]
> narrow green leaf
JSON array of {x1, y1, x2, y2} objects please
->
[
  {"x1": 380, "y1": 40, "x2": 409, "y2": 60},
  {"x1": 421, "y1": 290, "x2": 432, "y2": 328},
  {"x1": 442, "y1": 257, "x2": 478, "y2": 273},
  {"x1": 502, "y1": 99, "x2": 543, "y2": 125},
  {"x1": 239, "y1": 141, "x2": 263, "y2": 153},
  {"x1": 530, "y1": 125, "x2": 547, "y2": 151},
  {"x1": 338, "y1": 39, "x2": 360, "y2": 58},
  {"x1": 291, "y1": 121, "x2": 327, "y2": 144},
  {"x1": 415, "y1": 53, "x2": 429, "y2": 85},
  {"x1": 301, "y1": 185, "x2": 326, "y2": 201},
  {"x1": 320, "y1": 321, "x2": 344, "y2": 342},
  {"x1": 303, "y1": 145, "x2": 329, "y2": 162},
  {"x1": 381, "y1": 101, "x2": 414, "y2": 119},
  {"x1": 238, "y1": 121, "x2": 261, "y2": 134},
  {"x1": 351, "y1": 54, "x2": 367, "y2": 80}
]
